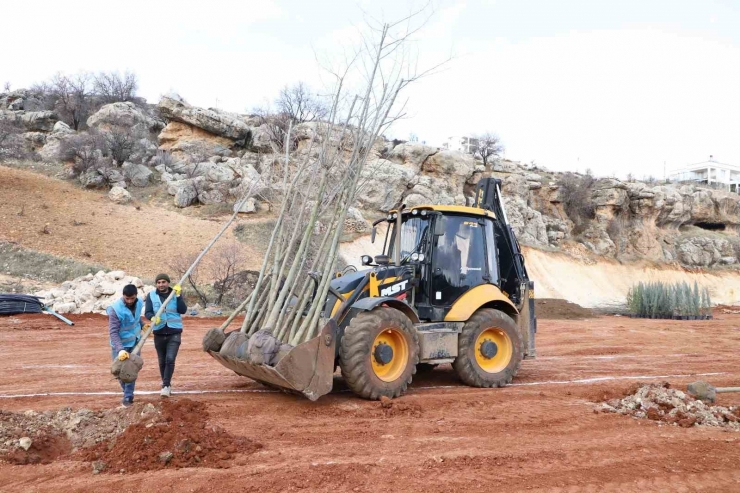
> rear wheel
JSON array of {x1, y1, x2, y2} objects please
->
[
  {"x1": 453, "y1": 308, "x2": 522, "y2": 388},
  {"x1": 339, "y1": 307, "x2": 419, "y2": 400}
]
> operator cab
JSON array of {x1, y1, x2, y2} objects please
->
[{"x1": 366, "y1": 205, "x2": 506, "y2": 321}]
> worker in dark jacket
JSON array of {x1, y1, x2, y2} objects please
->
[
  {"x1": 108, "y1": 284, "x2": 148, "y2": 407},
  {"x1": 145, "y1": 273, "x2": 187, "y2": 398}
]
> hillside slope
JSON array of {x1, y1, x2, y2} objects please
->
[{"x1": 0, "y1": 166, "x2": 262, "y2": 278}]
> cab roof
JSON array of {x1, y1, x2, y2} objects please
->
[{"x1": 391, "y1": 205, "x2": 496, "y2": 219}]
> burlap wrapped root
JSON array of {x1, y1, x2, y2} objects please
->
[
  {"x1": 235, "y1": 330, "x2": 293, "y2": 366},
  {"x1": 219, "y1": 331, "x2": 248, "y2": 358},
  {"x1": 111, "y1": 354, "x2": 144, "y2": 383},
  {"x1": 202, "y1": 328, "x2": 227, "y2": 352}
]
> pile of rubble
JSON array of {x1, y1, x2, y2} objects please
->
[
  {"x1": 596, "y1": 382, "x2": 740, "y2": 430},
  {"x1": 35, "y1": 270, "x2": 154, "y2": 314},
  {"x1": 0, "y1": 403, "x2": 159, "y2": 465}
]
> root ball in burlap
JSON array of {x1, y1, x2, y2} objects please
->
[
  {"x1": 111, "y1": 354, "x2": 144, "y2": 383},
  {"x1": 219, "y1": 331, "x2": 247, "y2": 359},
  {"x1": 245, "y1": 330, "x2": 281, "y2": 365},
  {"x1": 202, "y1": 328, "x2": 226, "y2": 352}
]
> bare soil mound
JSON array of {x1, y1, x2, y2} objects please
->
[
  {"x1": 0, "y1": 403, "x2": 156, "y2": 465},
  {"x1": 535, "y1": 298, "x2": 594, "y2": 319},
  {"x1": 0, "y1": 399, "x2": 261, "y2": 472},
  {"x1": 79, "y1": 399, "x2": 262, "y2": 473},
  {"x1": 596, "y1": 382, "x2": 740, "y2": 429}
]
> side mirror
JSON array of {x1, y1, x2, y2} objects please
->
[
  {"x1": 434, "y1": 215, "x2": 447, "y2": 236},
  {"x1": 371, "y1": 227, "x2": 376, "y2": 243},
  {"x1": 361, "y1": 255, "x2": 373, "y2": 266}
]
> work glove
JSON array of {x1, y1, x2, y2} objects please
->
[
  {"x1": 173, "y1": 284, "x2": 182, "y2": 296},
  {"x1": 117, "y1": 350, "x2": 130, "y2": 361},
  {"x1": 152, "y1": 316, "x2": 161, "y2": 325}
]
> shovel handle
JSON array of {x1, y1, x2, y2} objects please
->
[{"x1": 716, "y1": 387, "x2": 740, "y2": 393}]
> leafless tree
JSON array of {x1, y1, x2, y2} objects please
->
[
  {"x1": 474, "y1": 132, "x2": 504, "y2": 168},
  {"x1": 208, "y1": 242, "x2": 246, "y2": 305},
  {"x1": 94, "y1": 71, "x2": 139, "y2": 104},
  {"x1": 226, "y1": 5, "x2": 450, "y2": 346},
  {"x1": 251, "y1": 104, "x2": 295, "y2": 152},
  {"x1": 58, "y1": 132, "x2": 107, "y2": 175},
  {"x1": 559, "y1": 172, "x2": 596, "y2": 236},
  {"x1": 2, "y1": 82, "x2": 10, "y2": 92},
  {"x1": 276, "y1": 82, "x2": 329, "y2": 123},
  {"x1": 169, "y1": 251, "x2": 209, "y2": 306},
  {"x1": 48, "y1": 72, "x2": 94, "y2": 130},
  {"x1": 101, "y1": 115, "x2": 146, "y2": 166}
]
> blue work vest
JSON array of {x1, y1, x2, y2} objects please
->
[
  {"x1": 150, "y1": 291, "x2": 183, "y2": 331},
  {"x1": 108, "y1": 297, "x2": 143, "y2": 347}
]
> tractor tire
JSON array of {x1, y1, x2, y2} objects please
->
[
  {"x1": 453, "y1": 308, "x2": 523, "y2": 388},
  {"x1": 339, "y1": 307, "x2": 419, "y2": 400}
]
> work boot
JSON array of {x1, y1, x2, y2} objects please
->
[
  {"x1": 121, "y1": 397, "x2": 134, "y2": 407},
  {"x1": 160, "y1": 386, "x2": 171, "y2": 398}
]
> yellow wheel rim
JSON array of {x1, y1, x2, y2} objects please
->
[
  {"x1": 474, "y1": 328, "x2": 513, "y2": 373},
  {"x1": 371, "y1": 329, "x2": 409, "y2": 382}
]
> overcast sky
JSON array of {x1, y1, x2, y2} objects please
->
[{"x1": 2, "y1": 0, "x2": 739, "y2": 178}]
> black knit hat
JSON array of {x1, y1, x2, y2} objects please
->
[{"x1": 155, "y1": 273, "x2": 171, "y2": 283}]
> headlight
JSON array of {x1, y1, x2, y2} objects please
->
[
  {"x1": 411, "y1": 253, "x2": 419, "y2": 261},
  {"x1": 361, "y1": 255, "x2": 372, "y2": 265},
  {"x1": 392, "y1": 213, "x2": 397, "y2": 219},
  {"x1": 420, "y1": 210, "x2": 428, "y2": 216},
  {"x1": 412, "y1": 209, "x2": 418, "y2": 215},
  {"x1": 418, "y1": 253, "x2": 425, "y2": 262},
  {"x1": 387, "y1": 214, "x2": 393, "y2": 220}
]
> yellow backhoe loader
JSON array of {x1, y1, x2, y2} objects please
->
[{"x1": 208, "y1": 177, "x2": 536, "y2": 400}]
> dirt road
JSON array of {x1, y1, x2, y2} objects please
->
[{"x1": 1, "y1": 311, "x2": 739, "y2": 492}]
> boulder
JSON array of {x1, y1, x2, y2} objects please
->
[
  {"x1": 87, "y1": 102, "x2": 164, "y2": 133},
  {"x1": 173, "y1": 181, "x2": 198, "y2": 208},
  {"x1": 503, "y1": 197, "x2": 549, "y2": 247},
  {"x1": 234, "y1": 197, "x2": 256, "y2": 213},
  {"x1": 79, "y1": 169, "x2": 106, "y2": 189},
  {"x1": 389, "y1": 143, "x2": 439, "y2": 169},
  {"x1": 676, "y1": 236, "x2": 736, "y2": 267},
  {"x1": 108, "y1": 186, "x2": 132, "y2": 204},
  {"x1": 121, "y1": 162, "x2": 153, "y2": 187},
  {"x1": 52, "y1": 121, "x2": 74, "y2": 134},
  {"x1": 18, "y1": 110, "x2": 59, "y2": 132},
  {"x1": 23, "y1": 132, "x2": 47, "y2": 150},
  {"x1": 356, "y1": 159, "x2": 417, "y2": 211},
  {"x1": 158, "y1": 96, "x2": 252, "y2": 145},
  {"x1": 157, "y1": 121, "x2": 234, "y2": 161},
  {"x1": 0, "y1": 89, "x2": 45, "y2": 111}
]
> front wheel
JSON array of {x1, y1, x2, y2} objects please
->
[
  {"x1": 453, "y1": 308, "x2": 523, "y2": 388},
  {"x1": 339, "y1": 307, "x2": 419, "y2": 400}
]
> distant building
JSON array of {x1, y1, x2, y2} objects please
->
[
  {"x1": 442, "y1": 135, "x2": 479, "y2": 155},
  {"x1": 669, "y1": 156, "x2": 740, "y2": 193}
]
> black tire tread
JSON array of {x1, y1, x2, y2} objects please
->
[
  {"x1": 339, "y1": 307, "x2": 419, "y2": 400},
  {"x1": 453, "y1": 308, "x2": 523, "y2": 388}
]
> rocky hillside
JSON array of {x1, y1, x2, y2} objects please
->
[{"x1": 3, "y1": 88, "x2": 740, "y2": 270}]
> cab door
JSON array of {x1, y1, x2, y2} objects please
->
[{"x1": 430, "y1": 215, "x2": 489, "y2": 307}]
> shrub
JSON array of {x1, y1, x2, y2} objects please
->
[
  {"x1": 559, "y1": 172, "x2": 595, "y2": 235},
  {"x1": 58, "y1": 132, "x2": 107, "y2": 175},
  {"x1": 626, "y1": 281, "x2": 711, "y2": 318}
]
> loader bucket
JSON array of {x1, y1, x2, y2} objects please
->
[{"x1": 208, "y1": 320, "x2": 338, "y2": 401}]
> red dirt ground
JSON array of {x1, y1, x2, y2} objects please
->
[{"x1": 1, "y1": 311, "x2": 740, "y2": 492}]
